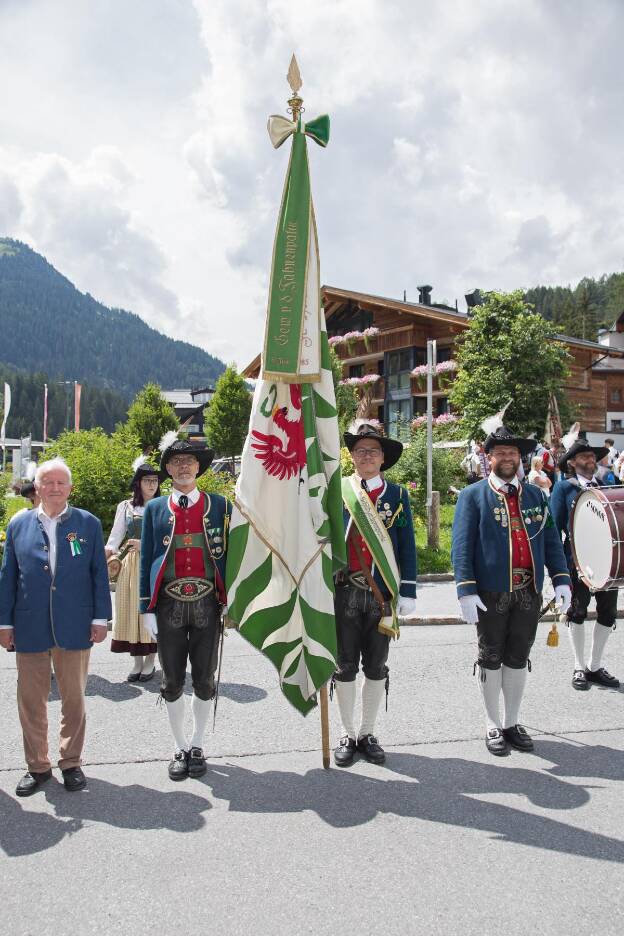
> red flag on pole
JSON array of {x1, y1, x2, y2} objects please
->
[
  {"x1": 43, "y1": 383, "x2": 48, "y2": 443},
  {"x1": 74, "y1": 382, "x2": 81, "y2": 432}
]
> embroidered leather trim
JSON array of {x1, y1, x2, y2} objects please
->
[{"x1": 163, "y1": 578, "x2": 214, "y2": 602}]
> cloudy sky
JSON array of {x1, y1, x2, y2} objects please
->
[{"x1": 1, "y1": 0, "x2": 622, "y2": 368}]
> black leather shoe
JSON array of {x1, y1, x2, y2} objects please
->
[
  {"x1": 485, "y1": 728, "x2": 510, "y2": 756},
  {"x1": 168, "y1": 750, "x2": 189, "y2": 781},
  {"x1": 502, "y1": 725, "x2": 534, "y2": 752},
  {"x1": 357, "y1": 734, "x2": 386, "y2": 765},
  {"x1": 585, "y1": 667, "x2": 620, "y2": 688},
  {"x1": 127, "y1": 672, "x2": 141, "y2": 682},
  {"x1": 16, "y1": 769, "x2": 52, "y2": 797},
  {"x1": 572, "y1": 669, "x2": 589, "y2": 690},
  {"x1": 62, "y1": 767, "x2": 87, "y2": 791},
  {"x1": 138, "y1": 668, "x2": 155, "y2": 682},
  {"x1": 333, "y1": 736, "x2": 357, "y2": 767},
  {"x1": 187, "y1": 747, "x2": 207, "y2": 778}
]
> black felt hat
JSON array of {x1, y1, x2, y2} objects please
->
[
  {"x1": 129, "y1": 462, "x2": 160, "y2": 490},
  {"x1": 558, "y1": 439, "x2": 609, "y2": 471},
  {"x1": 159, "y1": 438, "x2": 214, "y2": 481},
  {"x1": 483, "y1": 425, "x2": 537, "y2": 457},
  {"x1": 343, "y1": 422, "x2": 403, "y2": 471}
]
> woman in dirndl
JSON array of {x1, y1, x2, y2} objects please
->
[{"x1": 105, "y1": 461, "x2": 160, "y2": 682}]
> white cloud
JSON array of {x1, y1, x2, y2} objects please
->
[{"x1": 0, "y1": 0, "x2": 622, "y2": 370}]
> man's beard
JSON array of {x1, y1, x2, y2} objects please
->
[{"x1": 496, "y1": 462, "x2": 519, "y2": 480}]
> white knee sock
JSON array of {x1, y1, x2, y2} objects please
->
[
  {"x1": 359, "y1": 677, "x2": 386, "y2": 739},
  {"x1": 334, "y1": 680, "x2": 356, "y2": 739},
  {"x1": 190, "y1": 695, "x2": 212, "y2": 749},
  {"x1": 130, "y1": 656, "x2": 143, "y2": 675},
  {"x1": 568, "y1": 622, "x2": 586, "y2": 670},
  {"x1": 502, "y1": 665, "x2": 528, "y2": 729},
  {"x1": 141, "y1": 653, "x2": 156, "y2": 675},
  {"x1": 589, "y1": 622, "x2": 612, "y2": 672},
  {"x1": 478, "y1": 666, "x2": 502, "y2": 731},
  {"x1": 165, "y1": 695, "x2": 187, "y2": 752}
]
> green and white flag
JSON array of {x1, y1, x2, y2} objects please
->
[{"x1": 226, "y1": 106, "x2": 346, "y2": 715}]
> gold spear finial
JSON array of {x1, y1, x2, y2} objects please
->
[{"x1": 287, "y1": 54, "x2": 304, "y2": 122}]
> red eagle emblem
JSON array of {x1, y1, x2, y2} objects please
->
[{"x1": 251, "y1": 384, "x2": 307, "y2": 481}]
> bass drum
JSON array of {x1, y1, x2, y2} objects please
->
[{"x1": 569, "y1": 487, "x2": 624, "y2": 590}]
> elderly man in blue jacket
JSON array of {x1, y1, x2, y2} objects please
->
[
  {"x1": 452, "y1": 426, "x2": 571, "y2": 756},
  {"x1": 0, "y1": 458, "x2": 111, "y2": 797}
]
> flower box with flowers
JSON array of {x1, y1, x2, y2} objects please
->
[{"x1": 328, "y1": 327, "x2": 380, "y2": 353}]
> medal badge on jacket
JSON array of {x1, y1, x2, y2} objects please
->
[{"x1": 67, "y1": 532, "x2": 83, "y2": 557}]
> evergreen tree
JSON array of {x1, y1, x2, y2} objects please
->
[
  {"x1": 126, "y1": 382, "x2": 178, "y2": 454},
  {"x1": 449, "y1": 290, "x2": 571, "y2": 440},
  {"x1": 205, "y1": 365, "x2": 252, "y2": 467}
]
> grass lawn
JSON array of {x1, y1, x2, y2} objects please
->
[{"x1": 414, "y1": 502, "x2": 454, "y2": 574}]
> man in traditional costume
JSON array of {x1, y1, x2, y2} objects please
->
[
  {"x1": 452, "y1": 426, "x2": 572, "y2": 756},
  {"x1": 140, "y1": 437, "x2": 230, "y2": 781},
  {"x1": 332, "y1": 422, "x2": 417, "y2": 767},
  {"x1": 550, "y1": 439, "x2": 620, "y2": 691}
]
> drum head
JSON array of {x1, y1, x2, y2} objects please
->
[{"x1": 571, "y1": 489, "x2": 614, "y2": 589}]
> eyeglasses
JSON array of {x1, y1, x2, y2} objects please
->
[
  {"x1": 168, "y1": 457, "x2": 197, "y2": 467},
  {"x1": 353, "y1": 447, "x2": 382, "y2": 458},
  {"x1": 142, "y1": 477, "x2": 159, "y2": 484}
]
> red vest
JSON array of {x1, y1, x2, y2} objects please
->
[
  {"x1": 170, "y1": 496, "x2": 209, "y2": 579},
  {"x1": 501, "y1": 487, "x2": 532, "y2": 570},
  {"x1": 348, "y1": 482, "x2": 383, "y2": 571}
]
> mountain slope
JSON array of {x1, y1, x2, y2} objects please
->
[{"x1": 0, "y1": 238, "x2": 225, "y2": 398}]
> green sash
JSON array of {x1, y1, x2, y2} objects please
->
[{"x1": 341, "y1": 475, "x2": 401, "y2": 638}]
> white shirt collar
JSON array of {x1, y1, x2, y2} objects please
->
[
  {"x1": 577, "y1": 474, "x2": 598, "y2": 488},
  {"x1": 37, "y1": 503, "x2": 70, "y2": 523},
  {"x1": 171, "y1": 487, "x2": 200, "y2": 506},
  {"x1": 356, "y1": 473, "x2": 383, "y2": 491},
  {"x1": 490, "y1": 473, "x2": 519, "y2": 491}
]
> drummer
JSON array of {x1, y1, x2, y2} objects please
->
[{"x1": 550, "y1": 439, "x2": 620, "y2": 692}]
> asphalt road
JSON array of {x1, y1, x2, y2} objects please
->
[{"x1": 1, "y1": 594, "x2": 623, "y2": 936}]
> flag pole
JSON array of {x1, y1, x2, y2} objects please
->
[
  {"x1": 287, "y1": 55, "x2": 332, "y2": 768},
  {"x1": 319, "y1": 684, "x2": 331, "y2": 769}
]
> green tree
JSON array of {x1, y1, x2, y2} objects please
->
[
  {"x1": 449, "y1": 290, "x2": 571, "y2": 440},
  {"x1": 205, "y1": 365, "x2": 252, "y2": 466},
  {"x1": 44, "y1": 427, "x2": 142, "y2": 532},
  {"x1": 329, "y1": 346, "x2": 358, "y2": 436},
  {"x1": 126, "y1": 382, "x2": 178, "y2": 454}
]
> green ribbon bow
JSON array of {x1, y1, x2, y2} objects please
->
[{"x1": 267, "y1": 113, "x2": 330, "y2": 150}]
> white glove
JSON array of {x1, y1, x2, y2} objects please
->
[
  {"x1": 554, "y1": 584, "x2": 572, "y2": 614},
  {"x1": 141, "y1": 613, "x2": 158, "y2": 640},
  {"x1": 397, "y1": 596, "x2": 417, "y2": 618},
  {"x1": 458, "y1": 594, "x2": 487, "y2": 624}
]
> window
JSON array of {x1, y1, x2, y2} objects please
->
[
  {"x1": 436, "y1": 397, "x2": 450, "y2": 416},
  {"x1": 436, "y1": 346, "x2": 452, "y2": 363},
  {"x1": 413, "y1": 347, "x2": 427, "y2": 366},
  {"x1": 377, "y1": 358, "x2": 385, "y2": 376},
  {"x1": 611, "y1": 388, "x2": 621, "y2": 404},
  {"x1": 387, "y1": 399, "x2": 413, "y2": 438},
  {"x1": 414, "y1": 397, "x2": 427, "y2": 416},
  {"x1": 611, "y1": 419, "x2": 622, "y2": 430},
  {"x1": 386, "y1": 349, "x2": 413, "y2": 391},
  {"x1": 349, "y1": 364, "x2": 363, "y2": 378}
]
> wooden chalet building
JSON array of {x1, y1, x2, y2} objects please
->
[{"x1": 243, "y1": 285, "x2": 624, "y2": 438}]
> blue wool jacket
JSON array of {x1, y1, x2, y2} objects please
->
[
  {"x1": 0, "y1": 507, "x2": 111, "y2": 652},
  {"x1": 343, "y1": 479, "x2": 417, "y2": 599},
  {"x1": 451, "y1": 478, "x2": 570, "y2": 598},
  {"x1": 139, "y1": 492, "x2": 231, "y2": 612},
  {"x1": 550, "y1": 476, "x2": 612, "y2": 573}
]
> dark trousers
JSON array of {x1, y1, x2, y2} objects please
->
[
  {"x1": 568, "y1": 567, "x2": 617, "y2": 628},
  {"x1": 156, "y1": 594, "x2": 221, "y2": 702},
  {"x1": 476, "y1": 588, "x2": 541, "y2": 670},
  {"x1": 334, "y1": 584, "x2": 390, "y2": 682}
]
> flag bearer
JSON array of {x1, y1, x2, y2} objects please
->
[{"x1": 333, "y1": 422, "x2": 417, "y2": 767}]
